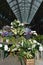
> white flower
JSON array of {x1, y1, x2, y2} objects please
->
[
  {"x1": 28, "y1": 48, "x2": 31, "y2": 50},
  {"x1": 11, "y1": 26, "x2": 13, "y2": 28},
  {"x1": 37, "y1": 42, "x2": 40, "y2": 45},
  {"x1": 6, "y1": 39, "x2": 9, "y2": 43},
  {"x1": 29, "y1": 39, "x2": 32, "y2": 42},
  {"x1": 14, "y1": 29, "x2": 17, "y2": 34},
  {"x1": 0, "y1": 31, "x2": 2, "y2": 34},
  {"x1": 12, "y1": 48, "x2": 17, "y2": 52},
  {"x1": 21, "y1": 40, "x2": 23, "y2": 46},
  {"x1": 0, "y1": 44, "x2": 2, "y2": 47},
  {"x1": 19, "y1": 23, "x2": 24, "y2": 26},
  {"x1": 4, "y1": 45, "x2": 8, "y2": 51},
  {"x1": 18, "y1": 48, "x2": 21, "y2": 51},
  {"x1": 33, "y1": 32, "x2": 37, "y2": 36},
  {"x1": 33, "y1": 40, "x2": 37, "y2": 43},
  {"x1": 29, "y1": 39, "x2": 33, "y2": 44},
  {"x1": 23, "y1": 51, "x2": 26, "y2": 54},
  {"x1": 31, "y1": 31, "x2": 37, "y2": 36},
  {"x1": 32, "y1": 44, "x2": 36, "y2": 48},
  {"x1": 21, "y1": 23, "x2": 24, "y2": 26},
  {"x1": 39, "y1": 45, "x2": 43, "y2": 51},
  {"x1": 31, "y1": 31, "x2": 36, "y2": 33},
  {"x1": 11, "y1": 22, "x2": 13, "y2": 25},
  {"x1": 16, "y1": 20, "x2": 20, "y2": 23},
  {"x1": 29, "y1": 39, "x2": 31, "y2": 41}
]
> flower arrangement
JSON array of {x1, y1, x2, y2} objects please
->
[
  {"x1": 9, "y1": 36, "x2": 40, "y2": 65},
  {"x1": 0, "y1": 20, "x2": 43, "y2": 65},
  {"x1": 16, "y1": 37, "x2": 40, "y2": 59},
  {"x1": 11, "y1": 20, "x2": 24, "y2": 36}
]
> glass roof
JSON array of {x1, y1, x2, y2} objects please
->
[{"x1": 7, "y1": 0, "x2": 43, "y2": 23}]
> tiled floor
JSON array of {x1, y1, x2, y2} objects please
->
[
  {"x1": 0, "y1": 55, "x2": 43, "y2": 65},
  {"x1": 0, "y1": 55, "x2": 21, "y2": 65},
  {"x1": 35, "y1": 59, "x2": 43, "y2": 65}
]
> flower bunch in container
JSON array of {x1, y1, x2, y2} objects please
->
[{"x1": 15, "y1": 37, "x2": 41, "y2": 65}]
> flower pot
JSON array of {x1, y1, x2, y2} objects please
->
[{"x1": 24, "y1": 58, "x2": 35, "y2": 65}]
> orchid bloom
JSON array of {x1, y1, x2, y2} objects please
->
[{"x1": 31, "y1": 31, "x2": 37, "y2": 36}]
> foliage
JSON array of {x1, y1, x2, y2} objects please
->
[
  {"x1": 15, "y1": 37, "x2": 40, "y2": 59},
  {"x1": 34, "y1": 35, "x2": 43, "y2": 44}
]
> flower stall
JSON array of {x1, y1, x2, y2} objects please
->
[{"x1": 0, "y1": 20, "x2": 43, "y2": 65}]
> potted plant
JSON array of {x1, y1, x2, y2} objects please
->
[{"x1": 16, "y1": 37, "x2": 40, "y2": 65}]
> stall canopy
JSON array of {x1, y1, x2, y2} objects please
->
[{"x1": 7, "y1": 0, "x2": 43, "y2": 23}]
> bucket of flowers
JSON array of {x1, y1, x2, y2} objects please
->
[
  {"x1": 8, "y1": 20, "x2": 42, "y2": 65},
  {"x1": 16, "y1": 37, "x2": 40, "y2": 65}
]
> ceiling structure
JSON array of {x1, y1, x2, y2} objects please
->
[{"x1": 7, "y1": 0, "x2": 43, "y2": 23}]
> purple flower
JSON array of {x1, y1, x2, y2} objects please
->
[{"x1": 2, "y1": 32, "x2": 9, "y2": 36}]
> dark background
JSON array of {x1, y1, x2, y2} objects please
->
[{"x1": 30, "y1": 2, "x2": 43, "y2": 35}]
